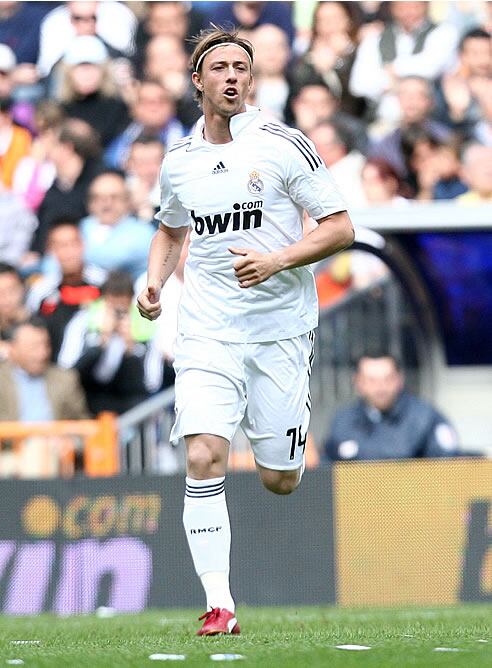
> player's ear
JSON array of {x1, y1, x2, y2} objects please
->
[{"x1": 192, "y1": 71, "x2": 203, "y2": 92}]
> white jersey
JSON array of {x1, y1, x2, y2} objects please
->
[{"x1": 156, "y1": 106, "x2": 346, "y2": 343}]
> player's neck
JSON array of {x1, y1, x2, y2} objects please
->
[{"x1": 203, "y1": 107, "x2": 246, "y2": 145}]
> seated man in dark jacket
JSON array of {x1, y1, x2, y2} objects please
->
[{"x1": 324, "y1": 354, "x2": 459, "y2": 460}]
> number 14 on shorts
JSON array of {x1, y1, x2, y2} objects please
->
[{"x1": 286, "y1": 425, "x2": 307, "y2": 460}]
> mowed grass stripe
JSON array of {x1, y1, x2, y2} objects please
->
[{"x1": 0, "y1": 605, "x2": 490, "y2": 668}]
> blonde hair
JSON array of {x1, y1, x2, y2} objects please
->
[{"x1": 58, "y1": 61, "x2": 119, "y2": 103}]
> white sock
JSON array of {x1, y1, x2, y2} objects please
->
[{"x1": 183, "y1": 476, "x2": 235, "y2": 612}]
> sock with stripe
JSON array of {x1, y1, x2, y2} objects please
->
[{"x1": 183, "y1": 476, "x2": 235, "y2": 612}]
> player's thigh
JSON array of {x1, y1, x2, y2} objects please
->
[
  {"x1": 242, "y1": 333, "x2": 313, "y2": 471},
  {"x1": 171, "y1": 335, "x2": 247, "y2": 445}
]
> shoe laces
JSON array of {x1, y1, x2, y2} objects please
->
[{"x1": 198, "y1": 607, "x2": 221, "y2": 622}]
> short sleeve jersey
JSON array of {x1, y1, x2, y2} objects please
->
[{"x1": 157, "y1": 107, "x2": 346, "y2": 343}]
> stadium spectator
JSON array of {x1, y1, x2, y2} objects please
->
[
  {"x1": 250, "y1": 24, "x2": 291, "y2": 121},
  {"x1": 125, "y1": 135, "x2": 164, "y2": 222},
  {"x1": 353, "y1": 0, "x2": 391, "y2": 40},
  {"x1": 481, "y1": 1, "x2": 492, "y2": 34},
  {"x1": 324, "y1": 354, "x2": 460, "y2": 460},
  {"x1": 350, "y1": 0, "x2": 458, "y2": 123},
  {"x1": 0, "y1": 4, "x2": 54, "y2": 114},
  {"x1": 105, "y1": 80, "x2": 186, "y2": 169},
  {"x1": 58, "y1": 270, "x2": 163, "y2": 415},
  {"x1": 57, "y1": 36, "x2": 130, "y2": 147},
  {"x1": 0, "y1": 186, "x2": 38, "y2": 266},
  {"x1": 0, "y1": 316, "x2": 88, "y2": 421},
  {"x1": 399, "y1": 124, "x2": 445, "y2": 196},
  {"x1": 0, "y1": 315, "x2": 88, "y2": 477},
  {"x1": 308, "y1": 121, "x2": 366, "y2": 206},
  {"x1": 369, "y1": 76, "x2": 452, "y2": 179},
  {"x1": 142, "y1": 35, "x2": 200, "y2": 130},
  {"x1": 472, "y1": 79, "x2": 492, "y2": 147},
  {"x1": 30, "y1": 118, "x2": 104, "y2": 257},
  {"x1": 361, "y1": 157, "x2": 408, "y2": 205},
  {"x1": 0, "y1": 262, "x2": 28, "y2": 360},
  {"x1": 434, "y1": 28, "x2": 492, "y2": 139},
  {"x1": 289, "y1": 81, "x2": 368, "y2": 153},
  {"x1": 0, "y1": 42, "x2": 37, "y2": 131},
  {"x1": 12, "y1": 100, "x2": 64, "y2": 212},
  {"x1": 0, "y1": 1, "x2": 51, "y2": 67},
  {"x1": 27, "y1": 219, "x2": 105, "y2": 361},
  {"x1": 0, "y1": 93, "x2": 31, "y2": 189},
  {"x1": 291, "y1": 1, "x2": 365, "y2": 117},
  {"x1": 80, "y1": 170, "x2": 155, "y2": 279},
  {"x1": 132, "y1": 0, "x2": 205, "y2": 79},
  {"x1": 456, "y1": 143, "x2": 492, "y2": 203},
  {"x1": 206, "y1": 1, "x2": 295, "y2": 44},
  {"x1": 0, "y1": 43, "x2": 17, "y2": 98},
  {"x1": 37, "y1": 0, "x2": 136, "y2": 78},
  {"x1": 412, "y1": 138, "x2": 468, "y2": 201}
]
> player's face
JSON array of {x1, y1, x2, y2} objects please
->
[{"x1": 194, "y1": 45, "x2": 252, "y2": 117}]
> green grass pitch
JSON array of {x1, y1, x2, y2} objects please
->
[{"x1": 0, "y1": 605, "x2": 490, "y2": 667}]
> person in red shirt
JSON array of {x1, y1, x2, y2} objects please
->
[{"x1": 27, "y1": 218, "x2": 105, "y2": 359}]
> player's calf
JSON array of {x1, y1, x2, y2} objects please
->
[{"x1": 257, "y1": 466, "x2": 301, "y2": 495}]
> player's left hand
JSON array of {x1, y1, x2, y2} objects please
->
[{"x1": 229, "y1": 247, "x2": 281, "y2": 288}]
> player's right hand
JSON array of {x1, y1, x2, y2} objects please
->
[{"x1": 137, "y1": 284, "x2": 162, "y2": 320}]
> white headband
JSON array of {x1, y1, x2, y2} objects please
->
[{"x1": 194, "y1": 42, "x2": 252, "y2": 72}]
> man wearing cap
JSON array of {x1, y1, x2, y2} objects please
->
[{"x1": 137, "y1": 27, "x2": 353, "y2": 635}]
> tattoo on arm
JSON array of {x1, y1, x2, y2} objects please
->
[{"x1": 162, "y1": 244, "x2": 173, "y2": 270}]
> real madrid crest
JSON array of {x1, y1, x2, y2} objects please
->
[{"x1": 247, "y1": 170, "x2": 264, "y2": 195}]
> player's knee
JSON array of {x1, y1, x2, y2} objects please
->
[
  {"x1": 186, "y1": 440, "x2": 221, "y2": 477},
  {"x1": 186, "y1": 436, "x2": 226, "y2": 479},
  {"x1": 260, "y1": 469, "x2": 300, "y2": 495}
]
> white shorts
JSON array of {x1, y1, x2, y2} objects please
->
[{"x1": 170, "y1": 332, "x2": 314, "y2": 470}]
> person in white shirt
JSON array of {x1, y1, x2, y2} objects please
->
[
  {"x1": 349, "y1": 0, "x2": 458, "y2": 125},
  {"x1": 37, "y1": 0, "x2": 136, "y2": 78},
  {"x1": 137, "y1": 27, "x2": 354, "y2": 637}
]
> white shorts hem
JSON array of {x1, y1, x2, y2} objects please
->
[
  {"x1": 253, "y1": 456, "x2": 303, "y2": 472},
  {"x1": 171, "y1": 424, "x2": 235, "y2": 444}
]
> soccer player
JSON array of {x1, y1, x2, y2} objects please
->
[{"x1": 137, "y1": 27, "x2": 354, "y2": 636}]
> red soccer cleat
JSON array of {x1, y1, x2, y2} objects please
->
[{"x1": 196, "y1": 607, "x2": 241, "y2": 636}]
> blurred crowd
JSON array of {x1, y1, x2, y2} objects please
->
[{"x1": 0, "y1": 0, "x2": 491, "y2": 431}]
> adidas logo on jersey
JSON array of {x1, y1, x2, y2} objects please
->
[
  {"x1": 212, "y1": 161, "x2": 228, "y2": 174},
  {"x1": 191, "y1": 200, "x2": 264, "y2": 236}
]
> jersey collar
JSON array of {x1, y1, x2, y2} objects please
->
[{"x1": 188, "y1": 105, "x2": 261, "y2": 150}]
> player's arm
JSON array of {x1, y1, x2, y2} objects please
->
[
  {"x1": 230, "y1": 210, "x2": 353, "y2": 288},
  {"x1": 275, "y1": 209, "x2": 353, "y2": 269},
  {"x1": 137, "y1": 223, "x2": 187, "y2": 320}
]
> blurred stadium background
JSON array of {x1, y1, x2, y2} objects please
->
[{"x1": 0, "y1": 0, "x2": 491, "y2": 623}]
